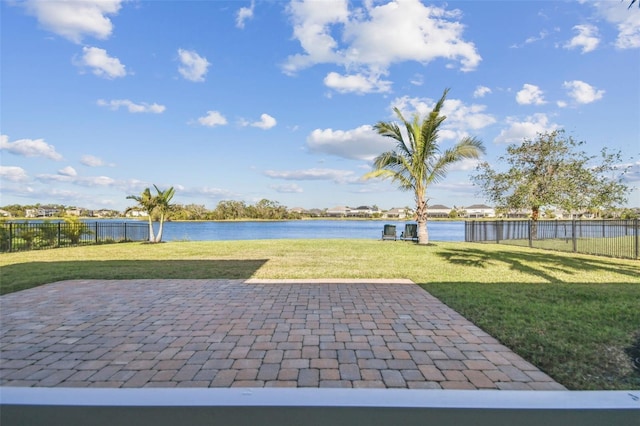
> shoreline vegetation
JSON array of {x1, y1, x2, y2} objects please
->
[{"x1": 1, "y1": 239, "x2": 638, "y2": 391}]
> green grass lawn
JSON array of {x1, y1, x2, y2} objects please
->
[{"x1": 1, "y1": 239, "x2": 638, "y2": 390}]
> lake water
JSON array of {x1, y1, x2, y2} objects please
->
[{"x1": 159, "y1": 220, "x2": 465, "y2": 242}]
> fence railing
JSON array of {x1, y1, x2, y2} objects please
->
[
  {"x1": 465, "y1": 219, "x2": 639, "y2": 260},
  {"x1": 0, "y1": 221, "x2": 150, "y2": 253},
  {"x1": 1, "y1": 388, "x2": 638, "y2": 426}
]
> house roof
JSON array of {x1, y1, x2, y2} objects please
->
[
  {"x1": 465, "y1": 204, "x2": 493, "y2": 209},
  {"x1": 428, "y1": 204, "x2": 450, "y2": 210}
]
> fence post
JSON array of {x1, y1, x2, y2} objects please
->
[
  {"x1": 124, "y1": 222, "x2": 127, "y2": 241},
  {"x1": 9, "y1": 222, "x2": 13, "y2": 252},
  {"x1": 633, "y1": 219, "x2": 640, "y2": 259},
  {"x1": 572, "y1": 220, "x2": 577, "y2": 253},
  {"x1": 528, "y1": 221, "x2": 532, "y2": 247},
  {"x1": 95, "y1": 222, "x2": 99, "y2": 244},
  {"x1": 57, "y1": 222, "x2": 61, "y2": 247}
]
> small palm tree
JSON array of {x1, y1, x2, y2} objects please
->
[
  {"x1": 152, "y1": 185, "x2": 175, "y2": 242},
  {"x1": 364, "y1": 88, "x2": 485, "y2": 245},
  {"x1": 126, "y1": 187, "x2": 158, "y2": 242},
  {"x1": 126, "y1": 185, "x2": 175, "y2": 243}
]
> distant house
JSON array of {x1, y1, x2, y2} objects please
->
[
  {"x1": 427, "y1": 204, "x2": 451, "y2": 218},
  {"x1": 0, "y1": 209, "x2": 11, "y2": 217},
  {"x1": 306, "y1": 208, "x2": 324, "y2": 217},
  {"x1": 348, "y1": 206, "x2": 380, "y2": 217},
  {"x1": 326, "y1": 206, "x2": 349, "y2": 217},
  {"x1": 65, "y1": 208, "x2": 88, "y2": 217},
  {"x1": 95, "y1": 209, "x2": 117, "y2": 218},
  {"x1": 465, "y1": 204, "x2": 495, "y2": 218},
  {"x1": 126, "y1": 209, "x2": 149, "y2": 218},
  {"x1": 503, "y1": 209, "x2": 530, "y2": 219},
  {"x1": 25, "y1": 206, "x2": 60, "y2": 218},
  {"x1": 289, "y1": 207, "x2": 306, "y2": 214},
  {"x1": 385, "y1": 207, "x2": 408, "y2": 219}
]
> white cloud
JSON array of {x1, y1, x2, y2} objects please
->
[
  {"x1": 409, "y1": 74, "x2": 424, "y2": 86},
  {"x1": 0, "y1": 166, "x2": 29, "y2": 182},
  {"x1": 307, "y1": 125, "x2": 393, "y2": 161},
  {"x1": 236, "y1": 0, "x2": 255, "y2": 29},
  {"x1": 448, "y1": 158, "x2": 481, "y2": 172},
  {"x1": 564, "y1": 24, "x2": 600, "y2": 53},
  {"x1": 58, "y1": 166, "x2": 77, "y2": 177},
  {"x1": 589, "y1": 1, "x2": 640, "y2": 49},
  {"x1": 473, "y1": 86, "x2": 491, "y2": 98},
  {"x1": 0, "y1": 134, "x2": 63, "y2": 160},
  {"x1": 620, "y1": 160, "x2": 640, "y2": 184},
  {"x1": 516, "y1": 84, "x2": 546, "y2": 105},
  {"x1": 197, "y1": 111, "x2": 228, "y2": 127},
  {"x1": 283, "y1": 0, "x2": 349, "y2": 74},
  {"x1": 81, "y1": 154, "x2": 105, "y2": 167},
  {"x1": 510, "y1": 29, "x2": 557, "y2": 49},
  {"x1": 36, "y1": 173, "x2": 115, "y2": 187},
  {"x1": 390, "y1": 95, "x2": 496, "y2": 141},
  {"x1": 440, "y1": 99, "x2": 497, "y2": 132},
  {"x1": 264, "y1": 168, "x2": 358, "y2": 184},
  {"x1": 563, "y1": 80, "x2": 605, "y2": 104},
  {"x1": 86, "y1": 176, "x2": 115, "y2": 186},
  {"x1": 323, "y1": 71, "x2": 392, "y2": 94},
  {"x1": 284, "y1": 0, "x2": 480, "y2": 93},
  {"x1": 270, "y1": 183, "x2": 304, "y2": 193},
  {"x1": 23, "y1": 0, "x2": 123, "y2": 43},
  {"x1": 525, "y1": 30, "x2": 550, "y2": 45},
  {"x1": 494, "y1": 113, "x2": 559, "y2": 144},
  {"x1": 77, "y1": 46, "x2": 127, "y2": 79},
  {"x1": 178, "y1": 49, "x2": 210, "y2": 82},
  {"x1": 97, "y1": 99, "x2": 166, "y2": 113},
  {"x1": 250, "y1": 113, "x2": 277, "y2": 129}
]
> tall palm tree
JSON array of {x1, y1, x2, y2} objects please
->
[
  {"x1": 125, "y1": 185, "x2": 176, "y2": 243},
  {"x1": 364, "y1": 88, "x2": 485, "y2": 245}
]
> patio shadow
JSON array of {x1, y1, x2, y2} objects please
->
[{"x1": 0, "y1": 259, "x2": 269, "y2": 295}]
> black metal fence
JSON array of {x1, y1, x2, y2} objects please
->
[
  {"x1": 465, "y1": 219, "x2": 639, "y2": 260},
  {"x1": 0, "y1": 221, "x2": 150, "y2": 253}
]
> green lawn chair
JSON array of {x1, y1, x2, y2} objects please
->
[
  {"x1": 381, "y1": 224, "x2": 397, "y2": 240},
  {"x1": 401, "y1": 223, "x2": 418, "y2": 242}
]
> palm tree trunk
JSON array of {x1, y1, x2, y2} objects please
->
[
  {"x1": 147, "y1": 216, "x2": 156, "y2": 242},
  {"x1": 155, "y1": 213, "x2": 165, "y2": 243},
  {"x1": 417, "y1": 219, "x2": 429, "y2": 245},
  {"x1": 416, "y1": 196, "x2": 429, "y2": 245}
]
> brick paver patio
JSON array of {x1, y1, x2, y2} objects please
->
[{"x1": 0, "y1": 279, "x2": 565, "y2": 390}]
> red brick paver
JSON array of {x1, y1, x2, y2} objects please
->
[{"x1": 0, "y1": 279, "x2": 565, "y2": 390}]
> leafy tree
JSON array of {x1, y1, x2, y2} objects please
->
[
  {"x1": 61, "y1": 216, "x2": 92, "y2": 245},
  {"x1": 250, "y1": 199, "x2": 288, "y2": 219},
  {"x1": 14, "y1": 223, "x2": 38, "y2": 250},
  {"x1": 364, "y1": 88, "x2": 485, "y2": 244},
  {"x1": 473, "y1": 130, "x2": 629, "y2": 223},
  {"x1": 126, "y1": 185, "x2": 175, "y2": 243},
  {"x1": 213, "y1": 200, "x2": 247, "y2": 220},
  {"x1": 39, "y1": 222, "x2": 60, "y2": 248}
]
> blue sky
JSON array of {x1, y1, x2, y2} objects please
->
[{"x1": 1, "y1": 0, "x2": 639, "y2": 212}]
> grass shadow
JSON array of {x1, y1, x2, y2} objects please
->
[
  {"x1": 0, "y1": 259, "x2": 269, "y2": 295},
  {"x1": 435, "y1": 246, "x2": 640, "y2": 283}
]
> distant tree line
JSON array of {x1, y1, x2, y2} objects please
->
[{"x1": 170, "y1": 199, "x2": 299, "y2": 221}]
